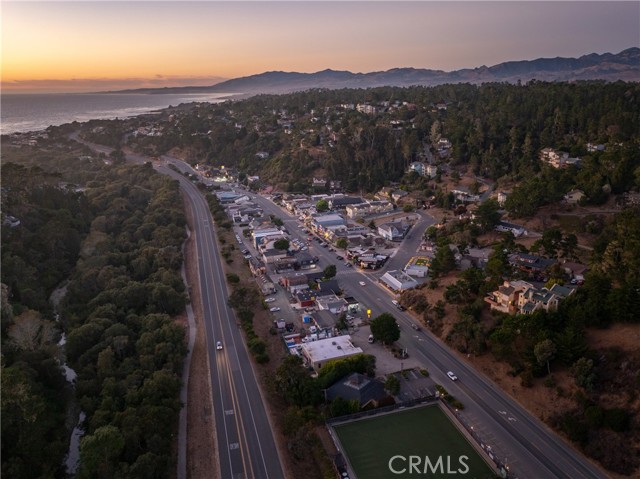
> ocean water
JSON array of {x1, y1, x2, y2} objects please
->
[{"x1": 0, "y1": 92, "x2": 229, "y2": 135}]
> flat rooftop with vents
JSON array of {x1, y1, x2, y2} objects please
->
[{"x1": 301, "y1": 335, "x2": 363, "y2": 372}]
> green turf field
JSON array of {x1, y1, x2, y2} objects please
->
[{"x1": 333, "y1": 405, "x2": 496, "y2": 479}]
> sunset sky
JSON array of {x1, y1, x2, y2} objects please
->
[{"x1": 2, "y1": 1, "x2": 638, "y2": 93}]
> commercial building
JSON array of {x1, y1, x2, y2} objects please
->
[
  {"x1": 380, "y1": 270, "x2": 419, "y2": 292},
  {"x1": 300, "y1": 336, "x2": 363, "y2": 372}
]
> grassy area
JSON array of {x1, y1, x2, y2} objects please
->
[{"x1": 333, "y1": 405, "x2": 495, "y2": 479}]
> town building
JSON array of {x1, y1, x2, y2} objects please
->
[
  {"x1": 300, "y1": 336, "x2": 364, "y2": 372},
  {"x1": 379, "y1": 270, "x2": 419, "y2": 292},
  {"x1": 378, "y1": 221, "x2": 408, "y2": 241},
  {"x1": 404, "y1": 256, "x2": 431, "y2": 278}
]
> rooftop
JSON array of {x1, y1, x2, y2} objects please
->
[{"x1": 301, "y1": 336, "x2": 363, "y2": 363}]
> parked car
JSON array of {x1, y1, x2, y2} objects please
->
[
  {"x1": 265, "y1": 298, "x2": 276, "y2": 303},
  {"x1": 359, "y1": 281, "x2": 366, "y2": 286},
  {"x1": 269, "y1": 307, "x2": 281, "y2": 312},
  {"x1": 447, "y1": 371, "x2": 458, "y2": 381}
]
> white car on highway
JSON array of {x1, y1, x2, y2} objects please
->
[
  {"x1": 359, "y1": 281, "x2": 366, "y2": 286},
  {"x1": 216, "y1": 341, "x2": 223, "y2": 350},
  {"x1": 447, "y1": 371, "x2": 458, "y2": 381}
]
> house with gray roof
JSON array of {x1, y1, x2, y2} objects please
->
[{"x1": 326, "y1": 373, "x2": 388, "y2": 408}]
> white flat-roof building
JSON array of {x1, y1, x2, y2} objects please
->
[
  {"x1": 404, "y1": 256, "x2": 431, "y2": 278},
  {"x1": 380, "y1": 270, "x2": 419, "y2": 291},
  {"x1": 300, "y1": 335, "x2": 363, "y2": 372}
]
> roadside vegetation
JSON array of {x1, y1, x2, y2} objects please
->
[{"x1": 1, "y1": 140, "x2": 188, "y2": 479}]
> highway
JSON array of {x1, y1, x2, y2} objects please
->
[
  {"x1": 72, "y1": 139, "x2": 284, "y2": 479},
  {"x1": 165, "y1": 168, "x2": 283, "y2": 479}
]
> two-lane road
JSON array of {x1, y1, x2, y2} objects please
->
[{"x1": 156, "y1": 161, "x2": 284, "y2": 479}]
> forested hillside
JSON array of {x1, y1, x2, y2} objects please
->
[
  {"x1": 121, "y1": 81, "x2": 639, "y2": 198},
  {"x1": 1, "y1": 138, "x2": 188, "y2": 478}
]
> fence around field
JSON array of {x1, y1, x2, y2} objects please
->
[
  {"x1": 327, "y1": 395, "x2": 515, "y2": 479},
  {"x1": 326, "y1": 395, "x2": 438, "y2": 425}
]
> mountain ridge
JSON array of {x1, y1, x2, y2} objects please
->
[{"x1": 107, "y1": 48, "x2": 640, "y2": 95}]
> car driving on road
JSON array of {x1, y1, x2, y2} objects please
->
[
  {"x1": 265, "y1": 297, "x2": 276, "y2": 303},
  {"x1": 216, "y1": 341, "x2": 223, "y2": 350},
  {"x1": 447, "y1": 371, "x2": 458, "y2": 381},
  {"x1": 269, "y1": 307, "x2": 281, "y2": 312}
]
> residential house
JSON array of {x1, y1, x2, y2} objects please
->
[
  {"x1": 586, "y1": 143, "x2": 606, "y2": 152},
  {"x1": 425, "y1": 164, "x2": 438, "y2": 179},
  {"x1": 540, "y1": 148, "x2": 582, "y2": 169},
  {"x1": 391, "y1": 190, "x2": 409, "y2": 202},
  {"x1": 326, "y1": 373, "x2": 388, "y2": 408},
  {"x1": 497, "y1": 192, "x2": 509, "y2": 207},
  {"x1": 495, "y1": 221, "x2": 527, "y2": 237},
  {"x1": 452, "y1": 189, "x2": 480, "y2": 203},
  {"x1": 561, "y1": 261, "x2": 588, "y2": 283},
  {"x1": 484, "y1": 280, "x2": 533, "y2": 314},
  {"x1": 408, "y1": 162, "x2": 426, "y2": 177},
  {"x1": 509, "y1": 253, "x2": 556, "y2": 277},
  {"x1": 564, "y1": 189, "x2": 585, "y2": 204},
  {"x1": 312, "y1": 178, "x2": 327, "y2": 191},
  {"x1": 345, "y1": 203, "x2": 371, "y2": 219},
  {"x1": 369, "y1": 200, "x2": 394, "y2": 215},
  {"x1": 378, "y1": 222, "x2": 408, "y2": 241}
]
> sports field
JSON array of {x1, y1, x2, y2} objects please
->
[{"x1": 332, "y1": 405, "x2": 496, "y2": 479}]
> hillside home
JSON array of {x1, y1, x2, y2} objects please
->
[
  {"x1": 408, "y1": 162, "x2": 426, "y2": 177},
  {"x1": 564, "y1": 189, "x2": 585, "y2": 204},
  {"x1": 540, "y1": 148, "x2": 582, "y2": 169},
  {"x1": 391, "y1": 190, "x2": 409, "y2": 202},
  {"x1": 484, "y1": 280, "x2": 533, "y2": 314},
  {"x1": 497, "y1": 191, "x2": 509, "y2": 206},
  {"x1": 495, "y1": 221, "x2": 527, "y2": 237},
  {"x1": 509, "y1": 253, "x2": 557, "y2": 276}
]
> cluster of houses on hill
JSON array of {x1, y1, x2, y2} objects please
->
[
  {"x1": 539, "y1": 147, "x2": 582, "y2": 169},
  {"x1": 484, "y1": 252, "x2": 587, "y2": 316}
]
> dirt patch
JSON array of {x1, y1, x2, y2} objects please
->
[{"x1": 586, "y1": 323, "x2": 640, "y2": 352}]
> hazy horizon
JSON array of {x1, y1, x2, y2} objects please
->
[{"x1": 2, "y1": 1, "x2": 638, "y2": 94}]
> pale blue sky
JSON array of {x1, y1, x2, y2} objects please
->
[{"x1": 2, "y1": 1, "x2": 638, "y2": 92}]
